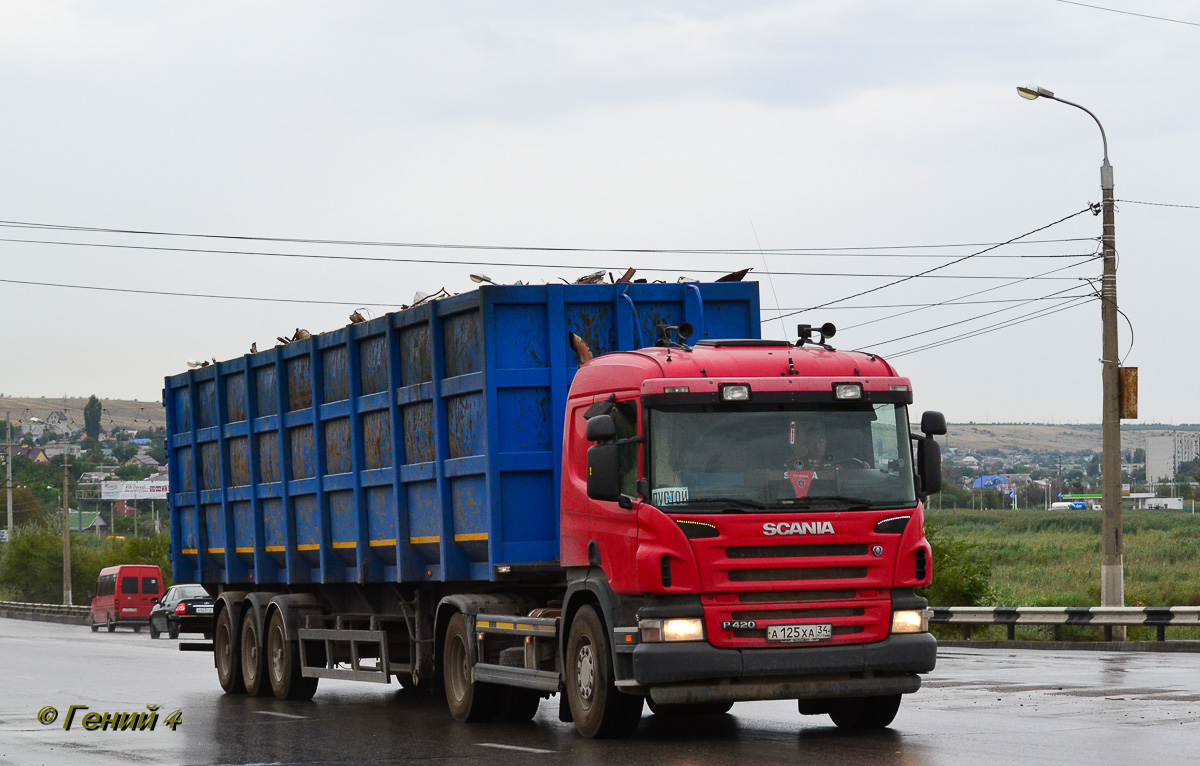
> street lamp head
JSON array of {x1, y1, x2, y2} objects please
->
[{"x1": 1017, "y1": 84, "x2": 1055, "y2": 101}]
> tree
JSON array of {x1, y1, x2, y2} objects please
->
[
  {"x1": 917, "y1": 520, "x2": 994, "y2": 608},
  {"x1": 83, "y1": 395, "x2": 102, "y2": 440}
]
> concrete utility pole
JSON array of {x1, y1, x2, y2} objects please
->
[
  {"x1": 5, "y1": 411, "x2": 12, "y2": 536},
  {"x1": 62, "y1": 455, "x2": 72, "y2": 605},
  {"x1": 1018, "y1": 85, "x2": 1124, "y2": 638}
]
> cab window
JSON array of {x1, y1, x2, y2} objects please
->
[{"x1": 612, "y1": 401, "x2": 639, "y2": 497}]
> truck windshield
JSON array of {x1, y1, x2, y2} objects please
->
[{"x1": 648, "y1": 403, "x2": 916, "y2": 512}]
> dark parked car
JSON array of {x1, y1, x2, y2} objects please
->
[{"x1": 149, "y1": 584, "x2": 214, "y2": 639}]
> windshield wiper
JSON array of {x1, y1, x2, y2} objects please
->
[{"x1": 683, "y1": 496, "x2": 767, "y2": 510}]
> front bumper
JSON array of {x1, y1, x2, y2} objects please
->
[{"x1": 629, "y1": 632, "x2": 936, "y2": 704}]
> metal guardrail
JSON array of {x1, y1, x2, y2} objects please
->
[
  {"x1": 931, "y1": 606, "x2": 1200, "y2": 642},
  {"x1": 0, "y1": 600, "x2": 91, "y2": 625}
]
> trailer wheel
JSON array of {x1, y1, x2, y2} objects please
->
[
  {"x1": 565, "y1": 605, "x2": 643, "y2": 738},
  {"x1": 267, "y1": 610, "x2": 318, "y2": 701},
  {"x1": 827, "y1": 694, "x2": 901, "y2": 729},
  {"x1": 443, "y1": 613, "x2": 503, "y2": 722},
  {"x1": 241, "y1": 610, "x2": 271, "y2": 697},
  {"x1": 214, "y1": 607, "x2": 245, "y2": 694}
]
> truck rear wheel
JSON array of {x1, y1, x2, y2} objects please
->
[
  {"x1": 565, "y1": 605, "x2": 643, "y2": 738},
  {"x1": 214, "y1": 607, "x2": 244, "y2": 694},
  {"x1": 443, "y1": 613, "x2": 503, "y2": 721},
  {"x1": 827, "y1": 694, "x2": 901, "y2": 729},
  {"x1": 267, "y1": 610, "x2": 318, "y2": 701},
  {"x1": 241, "y1": 610, "x2": 271, "y2": 697}
]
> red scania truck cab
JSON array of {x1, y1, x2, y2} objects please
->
[{"x1": 560, "y1": 328, "x2": 942, "y2": 732}]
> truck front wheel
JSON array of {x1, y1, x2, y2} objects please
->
[
  {"x1": 565, "y1": 605, "x2": 643, "y2": 738},
  {"x1": 443, "y1": 613, "x2": 503, "y2": 722},
  {"x1": 214, "y1": 608, "x2": 244, "y2": 694},
  {"x1": 827, "y1": 694, "x2": 901, "y2": 729}
]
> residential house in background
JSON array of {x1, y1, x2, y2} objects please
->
[{"x1": 67, "y1": 510, "x2": 109, "y2": 536}]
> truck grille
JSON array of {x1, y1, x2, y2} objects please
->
[
  {"x1": 729, "y1": 566, "x2": 867, "y2": 582},
  {"x1": 727, "y1": 544, "x2": 866, "y2": 559},
  {"x1": 737, "y1": 589, "x2": 856, "y2": 603}
]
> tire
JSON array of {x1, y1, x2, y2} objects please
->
[
  {"x1": 133, "y1": 625, "x2": 142, "y2": 633},
  {"x1": 150, "y1": 622, "x2": 160, "y2": 640},
  {"x1": 501, "y1": 689, "x2": 542, "y2": 722},
  {"x1": 267, "y1": 609, "x2": 318, "y2": 701},
  {"x1": 827, "y1": 694, "x2": 902, "y2": 730},
  {"x1": 106, "y1": 614, "x2": 115, "y2": 633},
  {"x1": 215, "y1": 607, "x2": 245, "y2": 694},
  {"x1": 168, "y1": 622, "x2": 179, "y2": 640},
  {"x1": 565, "y1": 605, "x2": 643, "y2": 738},
  {"x1": 647, "y1": 699, "x2": 733, "y2": 717},
  {"x1": 241, "y1": 609, "x2": 271, "y2": 697},
  {"x1": 91, "y1": 621, "x2": 98, "y2": 633},
  {"x1": 443, "y1": 613, "x2": 504, "y2": 722}
]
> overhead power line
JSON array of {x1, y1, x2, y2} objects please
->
[
  {"x1": 835, "y1": 252, "x2": 1101, "y2": 332},
  {"x1": 0, "y1": 218, "x2": 1097, "y2": 255},
  {"x1": 0, "y1": 277, "x2": 405, "y2": 307},
  {"x1": 1115, "y1": 199, "x2": 1200, "y2": 210},
  {"x1": 767, "y1": 207, "x2": 1095, "y2": 321},
  {"x1": 1054, "y1": 0, "x2": 1200, "y2": 28},
  {"x1": 855, "y1": 283, "x2": 1096, "y2": 350},
  {"x1": 0, "y1": 234, "x2": 1097, "y2": 263},
  {"x1": 884, "y1": 296, "x2": 1095, "y2": 359}
]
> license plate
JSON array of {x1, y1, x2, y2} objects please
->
[
  {"x1": 766, "y1": 623, "x2": 832, "y2": 643},
  {"x1": 122, "y1": 607, "x2": 138, "y2": 613},
  {"x1": 194, "y1": 605, "x2": 213, "y2": 614}
]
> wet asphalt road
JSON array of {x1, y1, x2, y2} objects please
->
[{"x1": 1, "y1": 617, "x2": 1198, "y2": 766}]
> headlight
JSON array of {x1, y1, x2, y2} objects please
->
[
  {"x1": 833, "y1": 383, "x2": 863, "y2": 400},
  {"x1": 639, "y1": 618, "x2": 705, "y2": 642},
  {"x1": 720, "y1": 384, "x2": 750, "y2": 402},
  {"x1": 890, "y1": 609, "x2": 930, "y2": 634}
]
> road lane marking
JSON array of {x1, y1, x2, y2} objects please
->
[
  {"x1": 255, "y1": 711, "x2": 308, "y2": 719},
  {"x1": 478, "y1": 743, "x2": 554, "y2": 754}
]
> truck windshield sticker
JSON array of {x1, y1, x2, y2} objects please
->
[{"x1": 651, "y1": 486, "x2": 689, "y2": 506}]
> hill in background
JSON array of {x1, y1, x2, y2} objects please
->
[{"x1": 0, "y1": 396, "x2": 165, "y2": 431}]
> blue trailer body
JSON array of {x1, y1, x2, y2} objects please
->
[{"x1": 165, "y1": 282, "x2": 760, "y2": 587}]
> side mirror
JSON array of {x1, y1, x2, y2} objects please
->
[
  {"x1": 585, "y1": 414, "x2": 617, "y2": 442},
  {"x1": 916, "y1": 438, "x2": 942, "y2": 497},
  {"x1": 920, "y1": 410, "x2": 947, "y2": 436},
  {"x1": 586, "y1": 444, "x2": 621, "y2": 503}
]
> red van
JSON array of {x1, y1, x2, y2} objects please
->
[{"x1": 90, "y1": 564, "x2": 163, "y2": 633}]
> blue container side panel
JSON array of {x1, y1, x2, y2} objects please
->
[{"x1": 166, "y1": 282, "x2": 759, "y2": 586}]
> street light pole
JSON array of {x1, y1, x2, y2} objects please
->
[
  {"x1": 1018, "y1": 85, "x2": 1123, "y2": 632},
  {"x1": 61, "y1": 458, "x2": 72, "y2": 606}
]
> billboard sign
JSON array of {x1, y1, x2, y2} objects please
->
[{"x1": 100, "y1": 481, "x2": 169, "y2": 500}]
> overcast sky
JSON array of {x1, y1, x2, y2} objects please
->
[{"x1": 2, "y1": 1, "x2": 1197, "y2": 424}]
